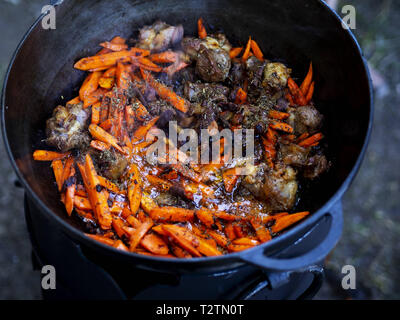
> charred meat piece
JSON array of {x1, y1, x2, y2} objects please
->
[
  {"x1": 241, "y1": 163, "x2": 267, "y2": 199},
  {"x1": 137, "y1": 21, "x2": 184, "y2": 52},
  {"x1": 303, "y1": 154, "x2": 329, "y2": 179},
  {"x1": 182, "y1": 35, "x2": 232, "y2": 82},
  {"x1": 262, "y1": 164, "x2": 298, "y2": 212},
  {"x1": 288, "y1": 105, "x2": 323, "y2": 135},
  {"x1": 46, "y1": 102, "x2": 90, "y2": 152},
  {"x1": 196, "y1": 46, "x2": 231, "y2": 82},
  {"x1": 262, "y1": 62, "x2": 291, "y2": 89},
  {"x1": 246, "y1": 56, "x2": 267, "y2": 90},
  {"x1": 184, "y1": 82, "x2": 229, "y2": 104},
  {"x1": 279, "y1": 143, "x2": 310, "y2": 167},
  {"x1": 93, "y1": 149, "x2": 128, "y2": 181},
  {"x1": 228, "y1": 60, "x2": 246, "y2": 86}
]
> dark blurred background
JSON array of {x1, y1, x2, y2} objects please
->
[{"x1": 0, "y1": 0, "x2": 399, "y2": 299}]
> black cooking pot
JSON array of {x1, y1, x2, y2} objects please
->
[{"x1": 1, "y1": 0, "x2": 372, "y2": 274}]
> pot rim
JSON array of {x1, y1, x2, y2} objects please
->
[{"x1": 1, "y1": 0, "x2": 374, "y2": 268}]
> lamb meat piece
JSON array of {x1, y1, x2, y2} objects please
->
[
  {"x1": 262, "y1": 164, "x2": 298, "y2": 212},
  {"x1": 46, "y1": 102, "x2": 90, "y2": 152},
  {"x1": 279, "y1": 143, "x2": 310, "y2": 167},
  {"x1": 287, "y1": 105, "x2": 323, "y2": 135},
  {"x1": 184, "y1": 82, "x2": 229, "y2": 104},
  {"x1": 182, "y1": 35, "x2": 232, "y2": 82},
  {"x1": 246, "y1": 56, "x2": 266, "y2": 90},
  {"x1": 303, "y1": 154, "x2": 330, "y2": 179},
  {"x1": 137, "y1": 21, "x2": 184, "y2": 52},
  {"x1": 262, "y1": 62, "x2": 291, "y2": 89},
  {"x1": 196, "y1": 46, "x2": 231, "y2": 82},
  {"x1": 228, "y1": 60, "x2": 246, "y2": 86},
  {"x1": 241, "y1": 163, "x2": 267, "y2": 199},
  {"x1": 92, "y1": 149, "x2": 128, "y2": 181},
  {"x1": 147, "y1": 99, "x2": 176, "y2": 117}
]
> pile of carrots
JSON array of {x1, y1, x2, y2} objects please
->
[{"x1": 32, "y1": 18, "x2": 319, "y2": 258}]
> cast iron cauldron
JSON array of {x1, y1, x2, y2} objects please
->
[{"x1": 1, "y1": 0, "x2": 372, "y2": 275}]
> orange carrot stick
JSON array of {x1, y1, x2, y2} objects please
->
[
  {"x1": 149, "y1": 206, "x2": 195, "y2": 222},
  {"x1": 51, "y1": 159, "x2": 64, "y2": 191},
  {"x1": 97, "y1": 175, "x2": 125, "y2": 195},
  {"x1": 300, "y1": 62, "x2": 313, "y2": 95},
  {"x1": 141, "y1": 233, "x2": 169, "y2": 255},
  {"x1": 88, "y1": 124, "x2": 125, "y2": 154},
  {"x1": 250, "y1": 39, "x2": 264, "y2": 61},
  {"x1": 67, "y1": 96, "x2": 80, "y2": 105},
  {"x1": 161, "y1": 225, "x2": 202, "y2": 257},
  {"x1": 271, "y1": 211, "x2": 310, "y2": 233},
  {"x1": 298, "y1": 132, "x2": 323, "y2": 147},
  {"x1": 82, "y1": 154, "x2": 112, "y2": 229},
  {"x1": 222, "y1": 168, "x2": 241, "y2": 192},
  {"x1": 269, "y1": 110, "x2": 290, "y2": 120},
  {"x1": 115, "y1": 62, "x2": 131, "y2": 90},
  {"x1": 250, "y1": 218, "x2": 272, "y2": 243},
  {"x1": 305, "y1": 81, "x2": 315, "y2": 103},
  {"x1": 229, "y1": 47, "x2": 243, "y2": 59},
  {"x1": 196, "y1": 208, "x2": 215, "y2": 228},
  {"x1": 242, "y1": 37, "x2": 252, "y2": 61},
  {"x1": 64, "y1": 166, "x2": 76, "y2": 216},
  {"x1": 149, "y1": 50, "x2": 178, "y2": 63},
  {"x1": 90, "y1": 140, "x2": 110, "y2": 152},
  {"x1": 197, "y1": 17, "x2": 207, "y2": 39},
  {"x1": 129, "y1": 218, "x2": 154, "y2": 251},
  {"x1": 131, "y1": 116, "x2": 159, "y2": 144},
  {"x1": 127, "y1": 163, "x2": 142, "y2": 214},
  {"x1": 270, "y1": 121, "x2": 294, "y2": 134},
  {"x1": 79, "y1": 71, "x2": 102, "y2": 101},
  {"x1": 33, "y1": 150, "x2": 70, "y2": 161},
  {"x1": 99, "y1": 41, "x2": 128, "y2": 52},
  {"x1": 235, "y1": 88, "x2": 247, "y2": 104},
  {"x1": 103, "y1": 66, "x2": 116, "y2": 78},
  {"x1": 91, "y1": 101, "x2": 101, "y2": 124},
  {"x1": 142, "y1": 71, "x2": 190, "y2": 113},
  {"x1": 288, "y1": 78, "x2": 307, "y2": 106},
  {"x1": 74, "y1": 48, "x2": 149, "y2": 71},
  {"x1": 74, "y1": 195, "x2": 92, "y2": 211},
  {"x1": 98, "y1": 77, "x2": 114, "y2": 89}
]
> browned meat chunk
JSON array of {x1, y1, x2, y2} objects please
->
[
  {"x1": 287, "y1": 105, "x2": 323, "y2": 135},
  {"x1": 46, "y1": 102, "x2": 90, "y2": 152},
  {"x1": 262, "y1": 62, "x2": 291, "y2": 89},
  {"x1": 246, "y1": 56, "x2": 266, "y2": 90},
  {"x1": 262, "y1": 165, "x2": 298, "y2": 212},
  {"x1": 93, "y1": 149, "x2": 128, "y2": 181},
  {"x1": 182, "y1": 35, "x2": 232, "y2": 82},
  {"x1": 279, "y1": 143, "x2": 310, "y2": 167},
  {"x1": 303, "y1": 154, "x2": 329, "y2": 179},
  {"x1": 137, "y1": 21, "x2": 184, "y2": 52},
  {"x1": 184, "y1": 82, "x2": 229, "y2": 104}
]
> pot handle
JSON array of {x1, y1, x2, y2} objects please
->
[{"x1": 240, "y1": 201, "x2": 343, "y2": 272}]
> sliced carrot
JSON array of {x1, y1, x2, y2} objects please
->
[
  {"x1": 90, "y1": 140, "x2": 110, "y2": 152},
  {"x1": 196, "y1": 237, "x2": 222, "y2": 256},
  {"x1": 195, "y1": 209, "x2": 215, "y2": 228},
  {"x1": 161, "y1": 225, "x2": 202, "y2": 257},
  {"x1": 250, "y1": 40, "x2": 264, "y2": 61},
  {"x1": 146, "y1": 175, "x2": 172, "y2": 191},
  {"x1": 115, "y1": 62, "x2": 131, "y2": 90},
  {"x1": 113, "y1": 240, "x2": 129, "y2": 251},
  {"x1": 269, "y1": 110, "x2": 290, "y2": 120},
  {"x1": 74, "y1": 48, "x2": 149, "y2": 71},
  {"x1": 33, "y1": 150, "x2": 70, "y2": 161},
  {"x1": 271, "y1": 211, "x2": 310, "y2": 233},
  {"x1": 242, "y1": 37, "x2": 252, "y2": 62},
  {"x1": 270, "y1": 121, "x2": 294, "y2": 134},
  {"x1": 142, "y1": 71, "x2": 190, "y2": 113},
  {"x1": 97, "y1": 175, "x2": 125, "y2": 195},
  {"x1": 88, "y1": 124, "x2": 126, "y2": 154},
  {"x1": 79, "y1": 71, "x2": 102, "y2": 101},
  {"x1": 300, "y1": 62, "x2": 313, "y2": 95},
  {"x1": 112, "y1": 218, "x2": 129, "y2": 238},
  {"x1": 250, "y1": 218, "x2": 272, "y2": 243},
  {"x1": 51, "y1": 159, "x2": 64, "y2": 191},
  {"x1": 229, "y1": 47, "x2": 243, "y2": 59},
  {"x1": 132, "y1": 57, "x2": 162, "y2": 72},
  {"x1": 224, "y1": 222, "x2": 236, "y2": 240},
  {"x1": 99, "y1": 118, "x2": 113, "y2": 131},
  {"x1": 227, "y1": 244, "x2": 253, "y2": 252},
  {"x1": 150, "y1": 50, "x2": 178, "y2": 63},
  {"x1": 91, "y1": 101, "x2": 101, "y2": 124},
  {"x1": 99, "y1": 41, "x2": 128, "y2": 52},
  {"x1": 140, "y1": 193, "x2": 159, "y2": 214},
  {"x1": 74, "y1": 195, "x2": 92, "y2": 211},
  {"x1": 305, "y1": 81, "x2": 315, "y2": 103},
  {"x1": 141, "y1": 233, "x2": 169, "y2": 255},
  {"x1": 288, "y1": 78, "x2": 307, "y2": 106},
  {"x1": 64, "y1": 166, "x2": 76, "y2": 216},
  {"x1": 131, "y1": 116, "x2": 159, "y2": 144},
  {"x1": 298, "y1": 133, "x2": 323, "y2": 148},
  {"x1": 86, "y1": 234, "x2": 115, "y2": 246},
  {"x1": 170, "y1": 244, "x2": 192, "y2": 258},
  {"x1": 222, "y1": 168, "x2": 241, "y2": 192},
  {"x1": 103, "y1": 66, "x2": 116, "y2": 78},
  {"x1": 232, "y1": 237, "x2": 259, "y2": 246},
  {"x1": 82, "y1": 154, "x2": 112, "y2": 229},
  {"x1": 98, "y1": 77, "x2": 114, "y2": 89},
  {"x1": 197, "y1": 17, "x2": 207, "y2": 39},
  {"x1": 149, "y1": 206, "x2": 195, "y2": 223},
  {"x1": 206, "y1": 229, "x2": 228, "y2": 247},
  {"x1": 133, "y1": 100, "x2": 151, "y2": 121},
  {"x1": 66, "y1": 96, "x2": 80, "y2": 105},
  {"x1": 235, "y1": 88, "x2": 247, "y2": 104},
  {"x1": 129, "y1": 218, "x2": 154, "y2": 251},
  {"x1": 163, "y1": 61, "x2": 189, "y2": 76},
  {"x1": 127, "y1": 163, "x2": 142, "y2": 214}
]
